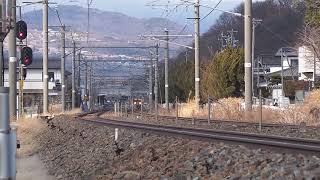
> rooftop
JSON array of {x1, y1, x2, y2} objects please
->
[
  {"x1": 275, "y1": 47, "x2": 298, "y2": 57},
  {"x1": 4, "y1": 55, "x2": 61, "y2": 69},
  {"x1": 268, "y1": 66, "x2": 299, "y2": 77}
]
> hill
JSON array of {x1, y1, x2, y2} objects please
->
[{"x1": 23, "y1": 5, "x2": 187, "y2": 42}]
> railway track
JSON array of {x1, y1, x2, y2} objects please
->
[
  {"x1": 122, "y1": 112, "x2": 319, "y2": 129},
  {"x1": 78, "y1": 112, "x2": 320, "y2": 154}
]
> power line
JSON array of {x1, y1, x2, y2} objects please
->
[
  {"x1": 260, "y1": 23, "x2": 293, "y2": 48},
  {"x1": 47, "y1": 6, "x2": 63, "y2": 26},
  {"x1": 201, "y1": 0, "x2": 223, "y2": 21}
]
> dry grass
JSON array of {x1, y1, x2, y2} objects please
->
[
  {"x1": 52, "y1": 108, "x2": 82, "y2": 116},
  {"x1": 16, "y1": 117, "x2": 45, "y2": 157},
  {"x1": 159, "y1": 98, "x2": 243, "y2": 120},
  {"x1": 160, "y1": 90, "x2": 320, "y2": 125}
]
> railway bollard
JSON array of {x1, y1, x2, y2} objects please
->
[
  {"x1": 208, "y1": 96, "x2": 211, "y2": 125},
  {"x1": 120, "y1": 102, "x2": 123, "y2": 117},
  {"x1": 175, "y1": 96, "x2": 178, "y2": 124},
  {"x1": 192, "y1": 110, "x2": 195, "y2": 126},
  {"x1": 140, "y1": 100, "x2": 143, "y2": 117},
  {"x1": 115, "y1": 128, "x2": 119, "y2": 142},
  {"x1": 131, "y1": 99, "x2": 134, "y2": 118}
]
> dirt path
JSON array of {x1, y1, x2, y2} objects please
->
[
  {"x1": 16, "y1": 118, "x2": 54, "y2": 180},
  {"x1": 17, "y1": 155, "x2": 53, "y2": 180}
]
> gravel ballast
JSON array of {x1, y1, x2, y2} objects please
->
[{"x1": 28, "y1": 115, "x2": 320, "y2": 179}]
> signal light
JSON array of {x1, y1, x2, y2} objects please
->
[
  {"x1": 21, "y1": 47, "x2": 33, "y2": 66},
  {"x1": 16, "y1": 20, "x2": 27, "y2": 40}
]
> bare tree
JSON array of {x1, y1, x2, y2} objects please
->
[{"x1": 299, "y1": 24, "x2": 320, "y2": 61}]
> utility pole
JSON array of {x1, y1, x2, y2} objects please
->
[
  {"x1": 84, "y1": 58, "x2": 88, "y2": 107},
  {"x1": 60, "y1": 25, "x2": 66, "y2": 112},
  {"x1": 164, "y1": 29, "x2": 169, "y2": 111},
  {"x1": 154, "y1": 44, "x2": 159, "y2": 120},
  {"x1": 72, "y1": 41, "x2": 76, "y2": 109},
  {"x1": 252, "y1": 19, "x2": 262, "y2": 98},
  {"x1": 0, "y1": 39, "x2": 3, "y2": 87},
  {"x1": 0, "y1": 87, "x2": 10, "y2": 178},
  {"x1": 18, "y1": 59, "x2": 23, "y2": 119},
  {"x1": 252, "y1": 21, "x2": 255, "y2": 98},
  {"x1": 87, "y1": 0, "x2": 93, "y2": 43},
  {"x1": 149, "y1": 55, "x2": 153, "y2": 112},
  {"x1": 1, "y1": 1, "x2": 17, "y2": 179},
  {"x1": 257, "y1": 57, "x2": 261, "y2": 92},
  {"x1": 17, "y1": 7, "x2": 23, "y2": 119},
  {"x1": 77, "y1": 52, "x2": 81, "y2": 108},
  {"x1": 43, "y1": 0, "x2": 49, "y2": 115},
  {"x1": 0, "y1": 0, "x2": 5, "y2": 87},
  {"x1": 194, "y1": 0, "x2": 200, "y2": 110},
  {"x1": 244, "y1": 0, "x2": 252, "y2": 111},
  {"x1": 18, "y1": 5, "x2": 21, "y2": 20},
  {"x1": 281, "y1": 49, "x2": 284, "y2": 96},
  {"x1": 88, "y1": 64, "x2": 92, "y2": 111},
  {"x1": 8, "y1": 0, "x2": 17, "y2": 119}
]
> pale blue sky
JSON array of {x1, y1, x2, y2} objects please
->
[
  {"x1": 74, "y1": 0, "x2": 244, "y2": 19},
  {"x1": 18, "y1": 0, "x2": 258, "y2": 31}
]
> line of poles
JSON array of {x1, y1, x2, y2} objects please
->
[
  {"x1": 66, "y1": 44, "x2": 160, "y2": 112},
  {"x1": 4, "y1": 0, "x2": 254, "y2": 116},
  {"x1": 69, "y1": 0, "x2": 253, "y2": 113}
]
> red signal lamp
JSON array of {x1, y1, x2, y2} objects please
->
[
  {"x1": 21, "y1": 47, "x2": 33, "y2": 66},
  {"x1": 23, "y1": 57, "x2": 30, "y2": 65},
  {"x1": 16, "y1": 20, "x2": 27, "y2": 40}
]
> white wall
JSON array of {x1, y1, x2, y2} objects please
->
[
  {"x1": 268, "y1": 57, "x2": 298, "y2": 74},
  {"x1": 298, "y1": 46, "x2": 320, "y2": 79},
  {"x1": 270, "y1": 67, "x2": 281, "y2": 74},
  {"x1": 3, "y1": 69, "x2": 61, "y2": 90}
]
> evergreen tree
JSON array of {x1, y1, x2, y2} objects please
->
[
  {"x1": 201, "y1": 47, "x2": 244, "y2": 99},
  {"x1": 305, "y1": 0, "x2": 320, "y2": 27}
]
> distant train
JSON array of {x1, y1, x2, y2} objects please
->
[
  {"x1": 132, "y1": 99, "x2": 143, "y2": 111},
  {"x1": 132, "y1": 99, "x2": 142, "y2": 105}
]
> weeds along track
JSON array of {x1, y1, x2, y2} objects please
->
[
  {"x1": 77, "y1": 111, "x2": 320, "y2": 155},
  {"x1": 128, "y1": 112, "x2": 320, "y2": 129}
]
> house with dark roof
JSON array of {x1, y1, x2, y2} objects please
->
[
  {"x1": 259, "y1": 47, "x2": 298, "y2": 74},
  {"x1": 3, "y1": 55, "x2": 71, "y2": 114},
  {"x1": 253, "y1": 47, "x2": 298, "y2": 107}
]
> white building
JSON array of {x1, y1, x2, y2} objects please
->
[
  {"x1": 298, "y1": 46, "x2": 320, "y2": 81},
  {"x1": 3, "y1": 56, "x2": 70, "y2": 114}
]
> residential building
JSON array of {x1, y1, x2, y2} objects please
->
[
  {"x1": 298, "y1": 46, "x2": 320, "y2": 81},
  {"x1": 3, "y1": 56, "x2": 70, "y2": 114}
]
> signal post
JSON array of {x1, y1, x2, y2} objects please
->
[{"x1": 16, "y1": 20, "x2": 32, "y2": 118}]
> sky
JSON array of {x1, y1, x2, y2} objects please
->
[{"x1": 17, "y1": 0, "x2": 257, "y2": 32}]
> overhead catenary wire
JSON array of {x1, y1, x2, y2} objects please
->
[
  {"x1": 201, "y1": 0, "x2": 223, "y2": 21},
  {"x1": 260, "y1": 23, "x2": 294, "y2": 49}
]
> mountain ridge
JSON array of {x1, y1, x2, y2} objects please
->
[{"x1": 23, "y1": 5, "x2": 187, "y2": 41}]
